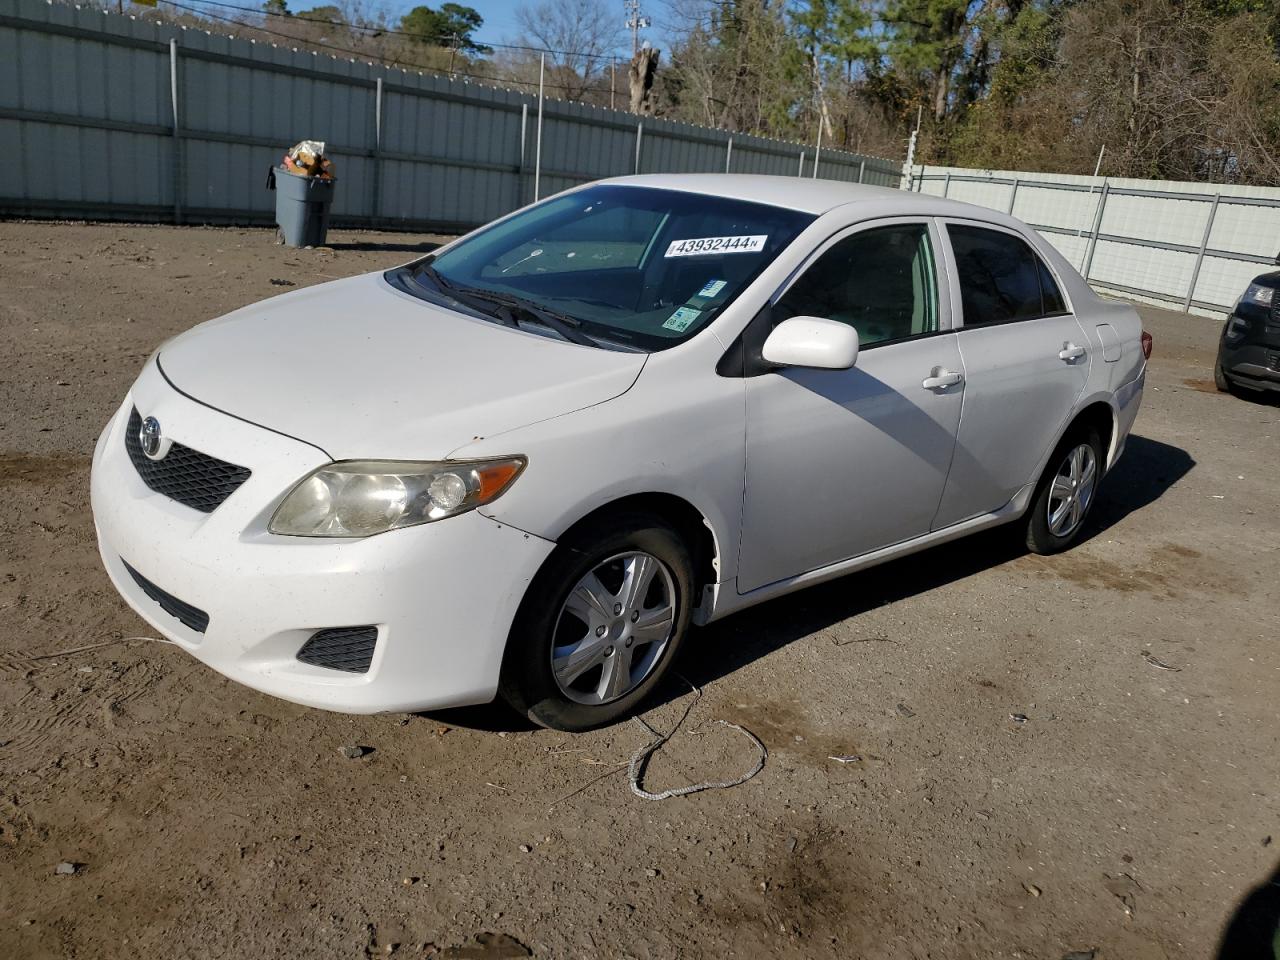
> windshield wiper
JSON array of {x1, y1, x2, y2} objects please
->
[
  {"x1": 412, "y1": 263, "x2": 525, "y2": 327},
  {"x1": 415, "y1": 260, "x2": 452, "y2": 292},
  {"x1": 411, "y1": 259, "x2": 604, "y2": 348},
  {"x1": 501, "y1": 297, "x2": 600, "y2": 348},
  {"x1": 449, "y1": 288, "x2": 600, "y2": 348}
]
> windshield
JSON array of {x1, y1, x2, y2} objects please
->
[{"x1": 391, "y1": 185, "x2": 814, "y2": 351}]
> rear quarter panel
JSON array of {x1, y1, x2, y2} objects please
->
[{"x1": 1023, "y1": 230, "x2": 1146, "y2": 475}]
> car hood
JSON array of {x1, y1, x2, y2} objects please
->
[{"x1": 158, "y1": 272, "x2": 647, "y2": 460}]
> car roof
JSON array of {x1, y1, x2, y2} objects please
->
[{"x1": 601, "y1": 173, "x2": 937, "y2": 216}]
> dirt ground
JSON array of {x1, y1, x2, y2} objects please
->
[{"x1": 1, "y1": 221, "x2": 1278, "y2": 960}]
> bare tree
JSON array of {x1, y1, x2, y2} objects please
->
[
  {"x1": 514, "y1": 0, "x2": 623, "y2": 101},
  {"x1": 630, "y1": 46, "x2": 660, "y2": 113},
  {"x1": 949, "y1": 0, "x2": 1280, "y2": 185},
  {"x1": 663, "y1": 0, "x2": 806, "y2": 135}
]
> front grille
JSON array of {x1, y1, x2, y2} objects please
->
[
  {"x1": 125, "y1": 408, "x2": 251, "y2": 513},
  {"x1": 296, "y1": 626, "x2": 378, "y2": 673},
  {"x1": 122, "y1": 560, "x2": 210, "y2": 633}
]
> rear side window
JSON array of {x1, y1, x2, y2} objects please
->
[
  {"x1": 1037, "y1": 258, "x2": 1066, "y2": 314},
  {"x1": 948, "y1": 224, "x2": 1067, "y2": 326}
]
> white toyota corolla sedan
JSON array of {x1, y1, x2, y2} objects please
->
[{"x1": 91, "y1": 174, "x2": 1148, "y2": 730}]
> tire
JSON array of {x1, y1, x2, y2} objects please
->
[
  {"x1": 498, "y1": 512, "x2": 695, "y2": 732},
  {"x1": 1214, "y1": 363, "x2": 1231, "y2": 392},
  {"x1": 1024, "y1": 425, "x2": 1104, "y2": 555}
]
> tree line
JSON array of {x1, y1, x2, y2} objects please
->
[{"x1": 138, "y1": 0, "x2": 1280, "y2": 183}]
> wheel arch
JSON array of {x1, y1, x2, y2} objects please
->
[
  {"x1": 1068, "y1": 397, "x2": 1119, "y2": 470},
  {"x1": 551, "y1": 492, "x2": 722, "y2": 614},
  {"x1": 1022, "y1": 395, "x2": 1120, "y2": 515}
]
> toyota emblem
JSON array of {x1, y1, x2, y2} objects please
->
[{"x1": 139, "y1": 416, "x2": 164, "y2": 460}]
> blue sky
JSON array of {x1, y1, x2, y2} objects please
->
[{"x1": 290, "y1": 0, "x2": 674, "y2": 60}]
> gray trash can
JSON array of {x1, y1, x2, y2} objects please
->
[{"x1": 269, "y1": 165, "x2": 336, "y2": 247}]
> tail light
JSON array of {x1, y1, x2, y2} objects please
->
[{"x1": 1140, "y1": 330, "x2": 1153, "y2": 360}]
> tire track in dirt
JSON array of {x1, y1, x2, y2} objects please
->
[{"x1": 1, "y1": 658, "x2": 163, "y2": 753}]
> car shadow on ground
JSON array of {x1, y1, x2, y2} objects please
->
[
  {"x1": 1215, "y1": 858, "x2": 1280, "y2": 959},
  {"x1": 323, "y1": 240, "x2": 442, "y2": 254},
  {"x1": 426, "y1": 433, "x2": 1194, "y2": 731},
  {"x1": 659, "y1": 433, "x2": 1194, "y2": 713},
  {"x1": 1084, "y1": 433, "x2": 1197, "y2": 541},
  {"x1": 1227, "y1": 386, "x2": 1280, "y2": 408}
]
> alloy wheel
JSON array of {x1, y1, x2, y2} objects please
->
[
  {"x1": 1046, "y1": 443, "x2": 1098, "y2": 538},
  {"x1": 550, "y1": 551, "x2": 676, "y2": 705}
]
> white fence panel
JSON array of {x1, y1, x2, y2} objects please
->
[{"x1": 908, "y1": 164, "x2": 1280, "y2": 317}]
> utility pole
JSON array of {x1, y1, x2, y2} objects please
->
[
  {"x1": 534, "y1": 53, "x2": 545, "y2": 201},
  {"x1": 901, "y1": 104, "x2": 923, "y2": 190},
  {"x1": 624, "y1": 0, "x2": 650, "y2": 57}
]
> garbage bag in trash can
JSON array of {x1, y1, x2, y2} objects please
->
[{"x1": 268, "y1": 165, "x2": 336, "y2": 247}]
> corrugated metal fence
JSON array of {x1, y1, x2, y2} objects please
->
[
  {"x1": 0, "y1": 0, "x2": 901, "y2": 232},
  {"x1": 908, "y1": 164, "x2": 1280, "y2": 318}
]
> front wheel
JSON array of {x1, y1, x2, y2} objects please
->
[
  {"x1": 1214, "y1": 362, "x2": 1231, "y2": 392},
  {"x1": 1024, "y1": 426, "x2": 1104, "y2": 555},
  {"x1": 499, "y1": 513, "x2": 694, "y2": 731}
]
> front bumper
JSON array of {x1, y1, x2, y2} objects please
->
[
  {"x1": 1220, "y1": 341, "x2": 1280, "y2": 393},
  {"x1": 90, "y1": 367, "x2": 555, "y2": 714}
]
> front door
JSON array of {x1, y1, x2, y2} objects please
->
[
  {"x1": 932, "y1": 221, "x2": 1093, "y2": 528},
  {"x1": 737, "y1": 220, "x2": 964, "y2": 594}
]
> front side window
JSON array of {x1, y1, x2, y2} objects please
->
[
  {"x1": 948, "y1": 224, "x2": 1067, "y2": 326},
  {"x1": 774, "y1": 223, "x2": 939, "y2": 348},
  {"x1": 391, "y1": 185, "x2": 814, "y2": 351}
]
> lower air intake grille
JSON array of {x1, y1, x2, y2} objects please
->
[
  {"x1": 122, "y1": 560, "x2": 210, "y2": 634},
  {"x1": 296, "y1": 626, "x2": 378, "y2": 674},
  {"x1": 125, "y1": 407, "x2": 251, "y2": 513}
]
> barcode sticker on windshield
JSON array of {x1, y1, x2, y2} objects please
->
[
  {"x1": 663, "y1": 306, "x2": 702, "y2": 332},
  {"x1": 665, "y1": 235, "x2": 767, "y2": 258}
]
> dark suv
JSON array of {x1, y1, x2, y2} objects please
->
[{"x1": 1216, "y1": 267, "x2": 1280, "y2": 394}]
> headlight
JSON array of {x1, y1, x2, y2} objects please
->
[
  {"x1": 1244, "y1": 283, "x2": 1274, "y2": 306},
  {"x1": 269, "y1": 457, "x2": 526, "y2": 537},
  {"x1": 1224, "y1": 315, "x2": 1250, "y2": 343}
]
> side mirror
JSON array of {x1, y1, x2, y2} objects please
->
[{"x1": 761, "y1": 316, "x2": 859, "y2": 370}]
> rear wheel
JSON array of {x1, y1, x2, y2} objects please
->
[
  {"x1": 499, "y1": 513, "x2": 693, "y2": 731},
  {"x1": 1215, "y1": 363, "x2": 1231, "y2": 392},
  {"x1": 1024, "y1": 426, "x2": 1104, "y2": 555}
]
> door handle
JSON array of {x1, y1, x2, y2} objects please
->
[
  {"x1": 1059, "y1": 342, "x2": 1086, "y2": 361},
  {"x1": 922, "y1": 368, "x2": 964, "y2": 390}
]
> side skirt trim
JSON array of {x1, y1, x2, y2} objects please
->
[{"x1": 706, "y1": 483, "x2": 1034, "y2": 623}]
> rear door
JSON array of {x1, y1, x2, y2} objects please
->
[{"x1": 932, "y1": 220, "x2": 1092, "y2": 529}]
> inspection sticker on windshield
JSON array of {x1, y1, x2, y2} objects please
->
[
  {"x1": 665, "y1": 235, "x2": 766, "y2": 258},
  {"x1": 663, "y1": 306, "x2": 702, "y2": 332},
  {"x1": 697, "y1": 279, "x2": 728, "y2": 298}
]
